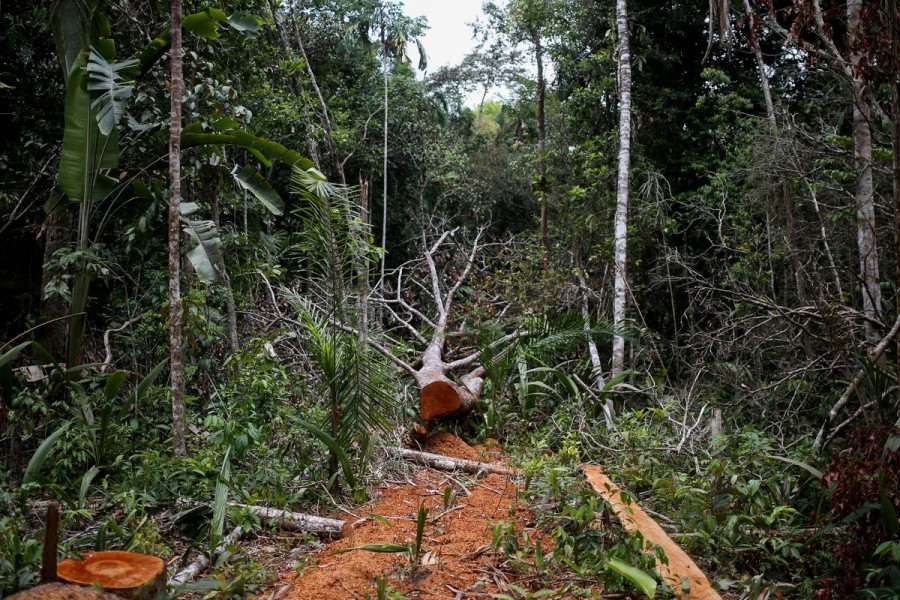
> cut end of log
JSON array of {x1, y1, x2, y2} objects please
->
[
  {"x1": 58, "y1": 551, "x2": 165, "y2": 597},
  {"x1": 420, "y1": 380, "x2": 462, "y2": 421}
]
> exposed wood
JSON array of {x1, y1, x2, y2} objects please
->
[
  {"x1": 385, "y1": 446, "x2": 518, "y2": 476},
  {"x1": 41, "y1": 502, "x2": 59, "y2": 584},
  {"x1": 228, "y1": 503, "x2": 345, "y2": 536},
  {"x1": 58, "y1": 551, "x2": 165, "y2": 599},
  {"x1": 9, "y1": 583, "x2": 120, "y2": 599},
  {"x1": 583, "y1": 465, "x2": 721, "y2": 599},
  {"x1": 168, "y1": 526, "x2": 243, "y2": 587}
]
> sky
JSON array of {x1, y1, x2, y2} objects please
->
[{"x1": 401, "y1": 0, "x2": 486, "y2": 73}]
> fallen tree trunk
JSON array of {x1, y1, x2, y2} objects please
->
[
  {"x1": 229, "y1": 503, "x2": 345, "y2": 536},
  {"x1": 169, "y1": 526, "x2": 243, "y2": 587},
  {"x1": 385, "y1": 446, "x2": 517, "y2": 476}
]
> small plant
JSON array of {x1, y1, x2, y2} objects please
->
[{"x1": 336, "y1": 501, "x2": 430, "y2": 578}]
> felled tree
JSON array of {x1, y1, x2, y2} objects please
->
[{"x1": 370, "y1": 227, "x2": 520, "y2": 424}]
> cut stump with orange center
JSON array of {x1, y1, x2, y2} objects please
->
[
  {"x1": 420, "y1": 379, "x2": 462, "y2": 421},
  {"x1": 57, "y1": 551, "x2": 165, "y2": 599}
]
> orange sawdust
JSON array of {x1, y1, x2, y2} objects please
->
[{"x1": 277, "y1": 434, "x2": 550, "y2": 600}]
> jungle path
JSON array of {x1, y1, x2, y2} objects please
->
[{"x1": 269, "y1": 434, "x2": 720, "y2": 599}]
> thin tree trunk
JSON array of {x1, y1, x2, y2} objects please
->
[
  {"x1": 744, "y1": 0, "x2": 776, "y2": 130},
  {"x1": 168, "y1": 0, "x2": 187, "y2": 458},
  {"x1": 380, "y1": 21, "x2": 389, "y2": 286},
  {"x1": 358, "y1": 177, "x2": 370, "y2": 344},
  {"x1": 535, "y1": 33, "x2": 548, "y2": 260},
  {"x1": 849, "y1": 0, "x2": 882, "y2": 343},
  {"x1": 209, "y1": 190, "x2": 239, "y2": 354},
  {"x1": 892, "y1": 79, "x2": 900, "y2": 296},
  {"x1": 38, "y1": 210, "x2": 74, "y2": 362},
  {"x1": 612, "y1": 0, "x2": 633, "y2": 377},
  {"x1": 289, "y1": 0, "x2": 346, "y2": 186}
]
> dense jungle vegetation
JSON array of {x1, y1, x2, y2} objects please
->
[{"x1": 1, "y1": 0, "x2": 899, "y2": 598}]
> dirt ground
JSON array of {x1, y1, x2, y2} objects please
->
[{"x1": 271, "y1": 433, "x2": 550, "y2": 600}]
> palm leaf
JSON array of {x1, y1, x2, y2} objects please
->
[
  {"x1": 22, "y1": 423, "x2": 70, "y2": 485},
  {"x1": 232, "y1": 164, "x2": 284, "y2": 215},
  {"x1": 182, "y1": 120, "x2": 316, "y2": 171},
  {"x1": 85, "y1": 47, "x2": 137, "y2": 135},
  {"x1": 181, "y1": 217, "x2": 223, "y2": 284}
]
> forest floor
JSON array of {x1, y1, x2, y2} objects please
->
[
  {"x1": 254, "y1": 433, "x2": 724, "y2": 600},
  {"x1": 263, "y1": 433, "x2": 562, "y2": 599}
]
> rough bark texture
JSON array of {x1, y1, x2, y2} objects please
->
[
  {"x1": 169, "y1": 526, "x2": 243, "y2": 587},
  {"x1": 892, "y1": 79, "x2": 900, "y2": 295},
  {"x1": 229, "y1": 503, "x2": 345, "y2": 536},
  {"x1": 168, "y1": 0, "x2": 187, "y2": 458},
  {"x1": 38, "y1": 210, "x2": 74, "y2": 361},
  {"x1": 612, "y1": 0, "x2": 633, "y2": 376},
  {"x1": 380, "y1": 21, "x2": 389, "y2": 286},
  {"x1": 41, "y1": 502, "x2": 59, "y2": 584},
  {"x1": 385, "y1": 446, "x2": 517, "y2": 476},
  {"x1": 535, "y1": 32, "x2": 548, "y2": 258},
  {"x1": 848, "y1": 0, "x2": 882, "y2": 343},
  {"x1": 58, "y1": 551, "x2": 165, "y2": 599}
]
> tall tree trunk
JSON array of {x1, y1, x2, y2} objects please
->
[
  {"x1": 168, "y1": 0, "x2": 187, "y2": 458},
  {"x1": 535, "y1": 33, "x2": 548, "y2": 260},
  {"x1": 37, "y1": 210, "x2": 74, "y2": 362},
  {"x1": 848, "y1": 0, "x2": 882, "y2": 343},
  {"x1": 289, "y1": 0, "x2": 346, "y2": 186},
  {"x1": 357, "y1": 177, "x2": 370, "y2": 344},
  {"x1": 380, "y1": 21, "x2": 389, "y2": 286},
  {"x1": 744, "y1": 0, "x2": 776, "y2": 130},
  {"x1": 612, "y1": 0, "x2": 633, "y2": 377},
  {"x1": 892, "y1": 78, "x2": 900, "y2": 296}
]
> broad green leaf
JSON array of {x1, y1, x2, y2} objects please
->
[
  {"x1": 49, "y1": 0, "x2": 101, "y2": 77},
  {"x1": 78, "y1": 466, "x2": 100, "y2": 509},
  {"x1": 85, "y1": 48, "x2": 137, "y2": 135},
  {"x1": 182, "y1": 122, "x2": 316, "y2": 171},
  {"x1": 211, "y1": 447, "x2": 232, "y2": 552},
  {"x1": 59, "y1": 53, "x2": 119, "y2": 204},
  {"x1": 296, "y1": 420, "x2": 357, "y2": 491},
  {"x1": 226, "y1": 12, "x2": 262, "y2": 37},
  {"x1": 23, "y1": 423, "x2": 70, "y2": 485},
  {"x1": 182, "y1": 218, "x2": 223, "y2": 284},
  {"x1": 102, "y1": 369, "x2": 127, "y2": 401},
  {"x1": 135, "y1": 358, "x2": 169, "y2": 401},
  {"x1": 232, "y1": 165, "x2": 284, "y2": 215},
  {"x1": 763, "y1": 454, "x2": 824, "y2": 480},
  {"x1": 608, "y1": 558, "x2": 657, "y2": 598}
]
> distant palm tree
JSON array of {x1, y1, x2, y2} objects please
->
[{"x1": 348, "y1": 1, "x2": 427, "y2": 284}]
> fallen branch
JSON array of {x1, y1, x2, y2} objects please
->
[
  {"x1": 228, "y1": 503, "x2": 344, "y2": 536},
  {"x1": 813, "y1": 311, "x2": 900, "y2": 451},
  {"x1": 385, "y1": 446, "x2": 517, "y2": 476},
  {"x1": 168, "y1": 526, "x2": 243, "y2": 587}
]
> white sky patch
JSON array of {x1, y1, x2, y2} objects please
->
[{"x1": 402, "y1": 0, "x2": 484, "y2": 72}]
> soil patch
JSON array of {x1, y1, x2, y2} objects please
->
[{"x1": 275, "y1": 433, "x2": 546, "y2": 599}]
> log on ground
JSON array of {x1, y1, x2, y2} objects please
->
[
  {"x1": 385, "y1": 446, "x2": 517, "y2": 476},
  {"x1": 583, "y1": 464, "x2": 721, "y2": 599},
  {"x1": 168, "y1": 526, "x2": 243, "y2": 587},
  {"x1": 229, "y1": 503, "x2": 345, "y2": 536}
]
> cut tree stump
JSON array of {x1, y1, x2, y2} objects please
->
[
  {"x1": 385, "y1": 446, "x2": 518, "y2": 476},
  {"x1": 583, "y1": 465, "x2": 721, "y2": 599},
  {"x1": 229, "y1": 503, "x2": 345, "y2": 536},
  {"x1": 57, "y1": 551, "x2": 165, "y2": 600},
  {"x1": 9, "y1": 583, "x2": 121, "y2": 599}
]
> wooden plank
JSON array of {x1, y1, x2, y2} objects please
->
[{"x1": 583, "y1": 464, "x2": 721, "y2": 599}]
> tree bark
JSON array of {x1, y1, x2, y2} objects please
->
[
  {"x1": 612, "y1": 0, "x2": 633, "y2": 377},
  {"x1": 168, "y1": 0, "x2": 187, "y2": 458},
  {"x1": 848, "y1": 0, "x2": 882, "y2": 343},
  {"x1": 228, "y1": 504, "x2": 345, "y2": 535},
  {"x1": 380, "y1": 19, "x2": 389, "y2": 287},
  {"x1": 892, "y1": 78, "x2": 900, "y2": 297},
  {"x1": 385, "y1": 446, "x2": 517, "y2": 476},
  {"x1": 535, "y1": 32, "x2": 548, "y2": 260},
  {"x1": 37, "y1": 209, "x2": 74, "y2": 362}
]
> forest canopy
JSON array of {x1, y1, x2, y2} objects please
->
[{"x1": 1, "y1": 0, "x2": 899, "y2": 598}]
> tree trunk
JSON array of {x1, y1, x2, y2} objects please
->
[
  {"x1": 612, "y1": 0, "x2": 633, "y2": 377},
  {"x1": 849, "y1": 0, "x2": 882, "y2": 343},
  {"x1": 892, "y1": 78, "x2": 900, "y2": 297},
  {"x1": 380, "y1": 21, "x2": 389, "y2": 287},
  {"x1": 168, "y1": 0, "x2": 187, "y2": 458},
  {"x1": 535, "y1": 32, "x2": 548, "y2": 260},
  {"x1": 37, "y1": 209, "x2": 74, "y2": 362}
]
